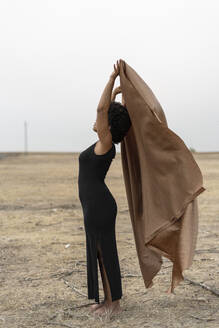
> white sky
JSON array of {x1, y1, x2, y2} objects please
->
[{"x1": 0, "y1": 0, "x2": 218, "y2": 152}]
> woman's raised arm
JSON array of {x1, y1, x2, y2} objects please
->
[
  {"x1": 96, "y1": 60, "x2": 120, "y2": 112},
  {"x1": 95, "y1": 61, "x2": 120, "y2": 144}
]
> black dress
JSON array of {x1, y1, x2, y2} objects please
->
[{"x1": 78, "y1": 140, "x2": 122, "y2": 304}]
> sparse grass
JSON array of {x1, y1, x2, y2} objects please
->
[{"x1": 0, "y1": 152, "x2": 218, "y2": 327}]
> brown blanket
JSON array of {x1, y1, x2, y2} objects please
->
[{"x1": 119, "y1": 59, "x2": 206, "y2": 292}]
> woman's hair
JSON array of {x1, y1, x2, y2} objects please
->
[{"x1": 108, "y1": 101, "x2": 132, "y2": 144}]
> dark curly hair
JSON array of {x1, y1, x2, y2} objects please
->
[{"x1": 108, "y1": 101, "x2": 132, "y2": 144}]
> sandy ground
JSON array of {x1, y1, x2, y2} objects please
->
[{"x1": 0, "y1": 151, "x2": 218, "y2": 328}]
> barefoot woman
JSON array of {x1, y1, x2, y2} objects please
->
[{"x1": 78, "y1": 60, "x2": 131, "y2": 316}]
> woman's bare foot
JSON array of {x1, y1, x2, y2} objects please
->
[
  {"x1": 89, "y1": 299, "x2": 105, "y2": 312},
  {"x1": 92, "y1": 299, "x2": 122, "y2": 317},
  {"x1": 166, "y1": 286, "x2": 173, "y2": 294}
]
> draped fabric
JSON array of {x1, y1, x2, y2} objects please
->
[{"x1": 119, "y1": 59, "x2": 205, "y2": 292}]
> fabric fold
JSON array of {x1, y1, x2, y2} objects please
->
[{"x1": 119, "y1": 59, "x2": 205, "y2": 292}]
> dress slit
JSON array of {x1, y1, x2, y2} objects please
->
[{"x1": 97, "y1": 230, "x2": 122, "y2": 302}]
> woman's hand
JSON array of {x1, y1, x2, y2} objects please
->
[{"x1": 110, "y1": 60, "x2": 120, "y2": 80}]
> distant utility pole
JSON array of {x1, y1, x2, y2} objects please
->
[{"x1": 24, "y1": 121, "x2": 28, "y2": 154}]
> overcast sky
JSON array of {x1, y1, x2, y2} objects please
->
[{"x1": 0, "y1": 0, "x2": 218, "y2": 152}]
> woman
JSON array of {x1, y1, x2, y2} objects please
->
[{"x1": 78, "y1": 60, "x2": 131, "y2": 317}]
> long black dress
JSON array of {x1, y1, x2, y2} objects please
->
[{"x1": 78, "y1": 140, "x2": 122, "y2": 304}]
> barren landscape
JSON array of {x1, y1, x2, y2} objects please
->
[{"x1": 0, "y1": 151, "x2": 218, "y2": 327}]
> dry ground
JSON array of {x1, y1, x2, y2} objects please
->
[{"x1": 0, "y1": 151, "x2": 218, "y2": 328}]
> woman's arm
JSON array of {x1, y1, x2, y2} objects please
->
[
  {"x1": 95, "y1": 61, "x2": 120, "y2": 144},
  {"x1": 97, "y1": 76, "x2": 116, "y2": 112},
  {"x1": 96, "y1": 60, "x2": 120, "y2": 112},
  {"x1": 121, "y1": 92, "x2": 126, "y2": 107}
]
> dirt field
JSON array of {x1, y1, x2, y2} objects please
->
[{"x1": 0, "y1": 151, "x2": 218, "y2": 328}]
